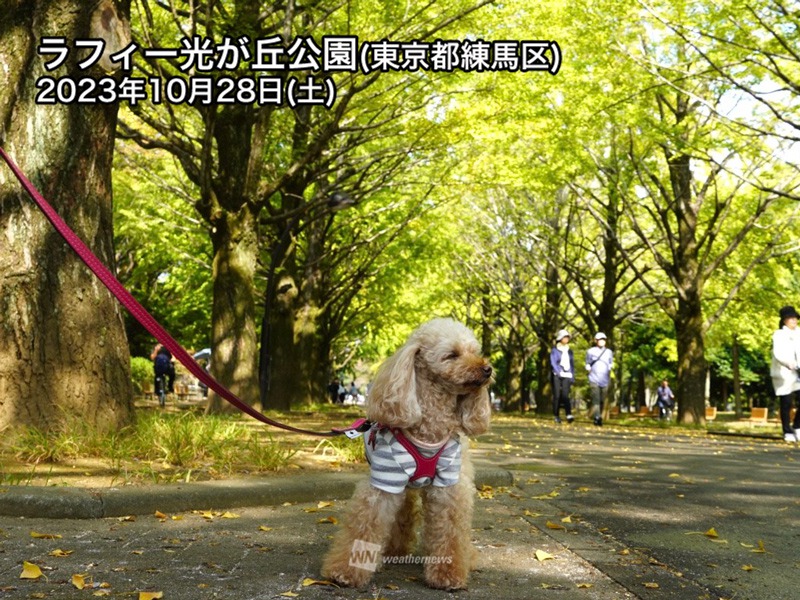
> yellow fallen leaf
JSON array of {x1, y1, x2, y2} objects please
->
[
  {"x1": 576, "y1": 487, "x2": 590, "y2": 493},
  {"x1": 704, "y1": 527, "x2": 719, "y2": 538},
  {"x1": 221, "y1": 512, "x2": 239, "y2": 519},
  {"x1": 618, "y1": 549, "x2": 631, "y2": 555},
  {"x1": 171, "y1": 515, "x2": 183, "y2": 521},
  {"x1": 72, "y1": 573, "x2": 89, "y2": 590},
  {"x1": 31, "y1": 531, "x2": 62, "y2": 539},
  {"x1": 138, "y1": 592, "x2": 164, "y2": 600},
  {"x1": 535, "y1": 549, "x2": 555, "y2": 561},
  {"x1": 301, "y1": 578, "x2": 338, "y2": 587},
  {"x1": 532, "y1": 490, "x2": 560, "y2": 500},
  {"x1": 751, "y1": 540, "x2": 766, "y2": 553},
  {"x1": 93, "y1": 591, "x2": 112, "y2": 597},
  {"x1": 524, "y1": 510, "x2": 542, "y2": 517},
  {"x1": 317, "y1": 501, "x2": 334, "y2": 509},
  {"x1": 385, "y1": 583, "x2": 400, "y2": 590},
  {"x1": 643, "y1": 582, "x2": 660, "y2": 589},
  {"x1": 741, "y1": 565, "x2": 756, "y2": 571},
  {"x1": 668, "y1": 473, "x2": 682, "y2": 478},
  {"x1": 49, "y1": 549, "x2": 73, "y2": 557},
  {"x1": 118, "y1": 515, "x2": 136, "y2": 522},
  {"x1": 546, "y1": 521, "x2": 566, "y2": 531},
  {"x1": 577, "y1": 583, "x2": 593, "y2": 588},
  {"x1": 20, "y1": 561, "x2": 44, "y2": 580},
  {"x1": 279, "y1": 592, "x2": 299, "y2": 597},
  {"x1": 154, "y1": 511, "x2": 167, "y2": 519},
  {"x1": 303, "y1": 507, "x2": 319, "y2": 513},
  {"x1": 561, "y1": 515, "x2": 573, "y2": 523},
  {"x1": 259, "y1": 526, "x2": 273, "y2": 532},
  {"x1": 318, "y1": 516, "x2": 338, "y2": 524}
]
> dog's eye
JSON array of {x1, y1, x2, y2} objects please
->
[{"x1": 443, "y1": 351, "x2": 459, "y2": 361}]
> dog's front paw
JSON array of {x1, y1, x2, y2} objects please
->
[
  {"x1": 424, "y1": 561, "x2": 468, "y2": 591},
  {"x1": 322, "y1": 564, "x2": 374, "y2": 588}
]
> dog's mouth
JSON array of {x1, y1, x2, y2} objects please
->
[{"x1": 464, "y1": 365, "x2": 493, "y2": 388}]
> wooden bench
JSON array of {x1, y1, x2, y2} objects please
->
[
  {"x1": 705, "y1": 406, "x2": 717, "y2": 422},
  {"x1": 749, "y1": 407, "x2": 768, "y2": 425}
]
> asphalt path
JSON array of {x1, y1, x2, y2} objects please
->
[
  {"x1": 0, "y1": 419, "x2": 797, "y2": 599},
  {"x1": 478, "y1": 421, "x2": 800, "y2": 600}
]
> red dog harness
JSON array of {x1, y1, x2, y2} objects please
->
[
  {"x1": 368, "y1": 424, "x2": 448, "y2": 481},
  {"x1": 389, "y1": 427, "x2": 448, "y2": 481}
]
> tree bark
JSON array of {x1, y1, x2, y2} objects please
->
[
  {"x1": 206, "y1": 205, "x2": 261, "y2": 413},
  {"x1": 674, "y1": 297, "x2": 707, "y2": 423},
  {"x1": 0, "y1": 0, "x2": 134, "y2": 434},
  {"x1": 732, "y1": 335, "x2": 742, "y2": 418}
]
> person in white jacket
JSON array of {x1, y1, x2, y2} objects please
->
[{"x1": 771, "y1": 305, "x2": 800, "y2": 442}]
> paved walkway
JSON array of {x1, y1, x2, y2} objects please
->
[{"x1": 1, "y1": 420, "x2": 797, "y2": 599}]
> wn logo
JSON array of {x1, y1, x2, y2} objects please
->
[{"x1": 349, "y1": 540, "x2": 382, "y2": 572}]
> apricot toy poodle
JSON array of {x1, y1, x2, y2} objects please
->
[{"x1": 322, "y1": 318, "x2": 493, "y2": 590}]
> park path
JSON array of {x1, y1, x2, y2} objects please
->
[{"x1": 1, "y1": 420, "x2": 797, "y2": 599}]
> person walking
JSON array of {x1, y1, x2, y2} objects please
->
[
  {"x1": 551, "y1": 329, "x2": 575, "y2": 424},
  {"x1": 771, "y1": 305, "x2": 800, "y2": 443},
  {"x1": 655, "y1": 379, "x2": 675, "y2": 419},
  {"x1": 586, "y1": 332, "x2": 613, "y2": 426}
]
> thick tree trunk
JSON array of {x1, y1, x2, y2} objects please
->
[
  {"x1": 670, "y1": 145, "x2": 707, "y2": 425},
  {"x1": 0, "y1": 0, "x2": 133, "y2": 434},
  {"x1": 206, "y1": 206, "x2": 261, "y2": 413},
  {"x1": 674, "y1": 297, "x2": 707, "y2": 424},
  {"x1": 505, "y1": 345, "x2": 525, "y2": 412},
  {"x1": 265, "y1": 299, "x2": 325, "y2": 410},
  {"x1": 535, "y1": 261, "x2": 561, "y2": 415}
]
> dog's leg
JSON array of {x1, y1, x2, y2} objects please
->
[
  {"x1": 420, "y1": 476, "x2": 475, "y2": 590},
  {"x1": 322, "y1": 480, "x2": 406, "y2": 588},
  {"x1": 384, "y1": 488, "x2": 421, "y2": 557}
]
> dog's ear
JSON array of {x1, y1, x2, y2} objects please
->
[
  {"x1": 366, "y1": 341, "x2": 422, "y2": 428},
  {"x1": 458, "y1": 386, "x2": 491, "y2": 436}
]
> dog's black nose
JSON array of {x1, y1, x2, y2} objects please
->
[{"x1": 482, "y1": 365, "x2": 493, "y2": 377}]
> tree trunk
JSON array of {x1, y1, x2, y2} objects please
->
[
  {"x1": 732, "y1": 335, "x2": 742, "y2": 418},
  {"x1": 0, "y1": 0, "x2": 133, "y2": 434},
  {"x1": 674, "y1": 298, "x2": 707, "y2": 424},
  {"x1": 206, "y1": 206, "x2": 261, "y2": 413},
  {"x1": 505, "y1": 345, "x2": 525, "y2": 412},
  {"x1": 264, "y1": 292, "x2": 325, "y2": 410}
]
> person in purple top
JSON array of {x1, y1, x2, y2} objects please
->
[{"x1": 656, "y1": 379, "x2": 675, "y2": 419}]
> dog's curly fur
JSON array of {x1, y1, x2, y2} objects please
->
[{"x1": 322, "y1": 318, "x2": 492, "y2": 590}]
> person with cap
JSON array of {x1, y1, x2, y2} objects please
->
[
  {"x1": 586, "y1": 332, "x2": 614, "y2": 426},
  {"x1": 550, "y1": 329, "x2": 575, "y2": 423},
  {"x1": 771, "y1": 305, "x2": 800, "y2": 443}
]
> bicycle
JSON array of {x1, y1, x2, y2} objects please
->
[{"x1": 155, "y1": 374, "x2": 167, "y2": 408}]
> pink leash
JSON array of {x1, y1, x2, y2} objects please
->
[{"x1": 0, "y1": 147, "x2": 366, "y2": 438}]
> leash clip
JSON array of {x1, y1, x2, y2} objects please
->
[{"x1": 334, "y1": 418, "x2": 372, "y2": 439}]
